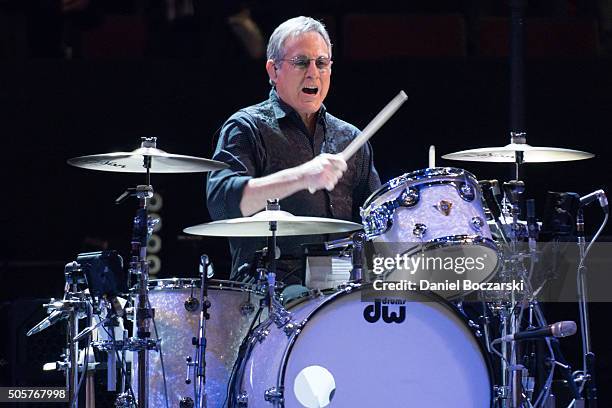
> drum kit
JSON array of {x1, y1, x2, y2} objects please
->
[{"x1": 23, "y1": 128, "x2": 609, "y2": 408}]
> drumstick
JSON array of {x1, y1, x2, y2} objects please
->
[
  {"x1": 339, "y1": 90, "x2": 408, "y2": 161},
  {"x1": 429, "y1": 145, "x2": 436, "y2": 168}
]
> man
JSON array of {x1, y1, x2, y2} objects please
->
[{"x1": 207, "y1": 16, "x2": 381, "y2": 283}]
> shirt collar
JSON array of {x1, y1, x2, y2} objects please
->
[{"x1": 269, "y1": 88, "x2": 327, "y2": 124}]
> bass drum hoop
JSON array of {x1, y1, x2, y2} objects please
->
[{"x1": 275, "y1": 284, "x2": 495, "y2": 407}]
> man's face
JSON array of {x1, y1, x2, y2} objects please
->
[{"x1": 266, "y1": 31, "x2": 332, "y2": 119}]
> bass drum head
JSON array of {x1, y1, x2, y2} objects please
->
[{"x1": 283, "y1": 289, "x2": 492, "y2": 407}]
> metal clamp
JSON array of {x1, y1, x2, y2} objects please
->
[{"x1": 264, "y1": 387, "x2": 284, "y2": 403}]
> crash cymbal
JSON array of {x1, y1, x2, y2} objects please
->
[
  {"x1": 184, "y1": 210, "x2": 363, "y2": 237},
  {"x1": 67, "y1": 147, "x2": 228, "y2": 173},
  {"x1": 442, "y1": 143, "x2": 594, "y2": 163}
]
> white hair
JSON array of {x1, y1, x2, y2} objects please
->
[{"x1": 266, "y1": 16, "x2": 332, "y2": 62}]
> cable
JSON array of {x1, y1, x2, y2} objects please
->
[{"x1": 578, "y1": 212, "x2": 609, "y2": 267}]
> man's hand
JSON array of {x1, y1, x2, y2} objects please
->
[
  {"x1": 299, "y1": 153, "x2": 347, "y2": 194},
  {"x1": 239, "y1": 153, "x2": 348, "y2": 216}
]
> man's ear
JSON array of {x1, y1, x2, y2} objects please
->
[{"x1": 265, "y1": 59, "x2": 277, "y2": 83}]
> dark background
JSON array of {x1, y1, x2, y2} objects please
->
[{"x1": 1, "y1": 1, "x2": 611, "y2": 406}]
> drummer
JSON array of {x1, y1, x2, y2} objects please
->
[{"x1": 206, "y1": 16, "x2": 381, "y2": 284}]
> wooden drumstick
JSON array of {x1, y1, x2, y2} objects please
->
[
  {"x1": 429, "y1": 145, "x2": 436, "y2": 168},
  {"x1": 339, "y1": 90, "x2": 408, "y2": 161}
]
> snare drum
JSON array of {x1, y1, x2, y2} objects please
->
[
  {"x1": 361, "y1": 168, "x2": 500, "y2": 295},
  {"x1": 230, "y1": 284, "x2": 493, "y2": 407},
  {"x1": 132, "y1": 279, "x2": 267, "y2": 408}
]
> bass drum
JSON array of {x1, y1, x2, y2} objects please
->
[{"x1": 231, "y1": 285, "x2": 493, "y2": 407}]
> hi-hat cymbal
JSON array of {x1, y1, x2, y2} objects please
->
[
  {"x1": 442, "y1": 143, "x2": 594, "y2": 163},
  {"x1": 68, "y1": 147, "x2": 228, "y2": 173},
  {"x1": 184, "y1": 210, "x2": 363, "y2": 237}
]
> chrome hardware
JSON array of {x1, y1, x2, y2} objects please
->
[
  {"x1": 467, "y1": 319, "x2": 483, "y2": 337},
  {"x1": 458, "y1": 182, "x2": 475, "y2": 201},
  {"x1": 270, "y1": 305, "x2": 293, "y2": 329},
  {"x1": 185, "y1": 356, "x2": 195, "y2": 385},
  {"x1": 255, "y1": 328, "x2": 270, "y2": 342},
  {"x1": 495, "y1": 385, "x2": 510, "y2": 399},
  {"x1": 433, "y1": 200, "x2": 453, "y2": 216},
  {"x1": 283, "y1": 321, "x2": 302, "y2": 337},
  {"x1": 236, "y1": 392, "x2": 249, "y2": 406},
  {"x1": 184, "y1": 296, "x2": 199, "y2": 312},
  {"x1": 240, "y1": 301, "x2": 255, "y2": 316},
  {"x1": 147, "y1": 216, "x2": 160, "y2": 235},
  {"x1": 264, "y1": 387, "x2": 284, "y2": 403},
  {"x1": 413, "y1": 223, "x2": 427, "y2": 238},
  {"x1": 361, "y1": 204, "x2": 394, "y2": 238},
  {"x1": 114, "y1": 392, "x2": 135, "y2": 407},
  {"x1": 179, "y1": 396, "x2": 194, "y2": 408},
  {"x1": 400, "y1": 187, "x2": 419, "y2": 207},
  {"x1": 93, "y1": 337, "x2": 160, "y2": 352},
  {"x1": 141, "y1": 136, "x2": 157, "y2": 148},
  {"x1": 470, "y1": 216, "x2": 485, "y2": 232}
]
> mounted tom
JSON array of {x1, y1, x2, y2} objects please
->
[{"x1": 360, "y1": 168, "x2": 500, "y2": 298}]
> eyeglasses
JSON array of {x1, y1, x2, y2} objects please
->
[{"x1": 277, "y1": 55, "x2": 332, "y2": 71}]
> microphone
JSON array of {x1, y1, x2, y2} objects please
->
[
  {"x1": 580, "y1": 189, "x2": 608, "y2": 211},
  {"x1": 500, "y1": 321, "x2": 577, "y2": 342},
  {"x1": 26, "y1": 310, "x2": 68, "y2": 336},
  {"x1": 199, "y1": 255, "x2": 214, "y2": 278}
]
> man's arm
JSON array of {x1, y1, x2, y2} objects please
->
[
  {"x1": 207, "y1": 115, "x2": 348, "y2": 219},
  {"x1": 240, "y1": 153, "x2": 347, "y2": 216}
]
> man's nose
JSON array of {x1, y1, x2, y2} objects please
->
[{"x1": 305, "y1": 60, "x2": 319, "y2": 77}]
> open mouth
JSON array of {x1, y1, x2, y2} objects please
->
[{"x1": 302, "y1": 86, "x2": 318, "y2": 95}]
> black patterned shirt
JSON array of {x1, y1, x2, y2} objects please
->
[{"x1": 206, "y1": 89, "x2": 381, "y2": 279}]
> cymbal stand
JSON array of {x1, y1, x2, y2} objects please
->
[
  {"x1": 497, "y1": 179, "x2": 530, "y2": 408},
  {"x1": 260, "y1": 200, "x2": 292, "y2": 325},
  {"x1": 115, "y1": 137, "x2": 160, "y2": 408}
]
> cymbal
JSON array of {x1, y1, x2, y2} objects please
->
[
  {"x1": 442, "y1": 143, "x2": 594, "y2": 163},
  {"x1": 67, "y1": 147, "x2": 228, "y2": 173},
  {"x1": 184, "y1": 210, "x2": 363, "y2": 237}
]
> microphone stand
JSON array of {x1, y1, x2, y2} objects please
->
[
  {"x1": 194, "y1": 255, "x2": 212, "y2": 408},
  {"x1": 576, "y1": 208, "x2": 597, "y2": 407}
]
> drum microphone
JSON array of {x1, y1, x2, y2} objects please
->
[
  {"x1": 579, "y1": 189, "x2": 608, "y2": 212},
  {"x1": 199, "y1": 255, "x2": 214, "y2": 278},
  {"x1": 26, "y1": 310, "x2": 69, "y2": 336},
  {"x1": 499, "y1": 321, "x2": 577, "y2": 342}
]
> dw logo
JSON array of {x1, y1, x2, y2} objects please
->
[{"x1": 363, "y1": 300, "x2": 406, "y2": 324}]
